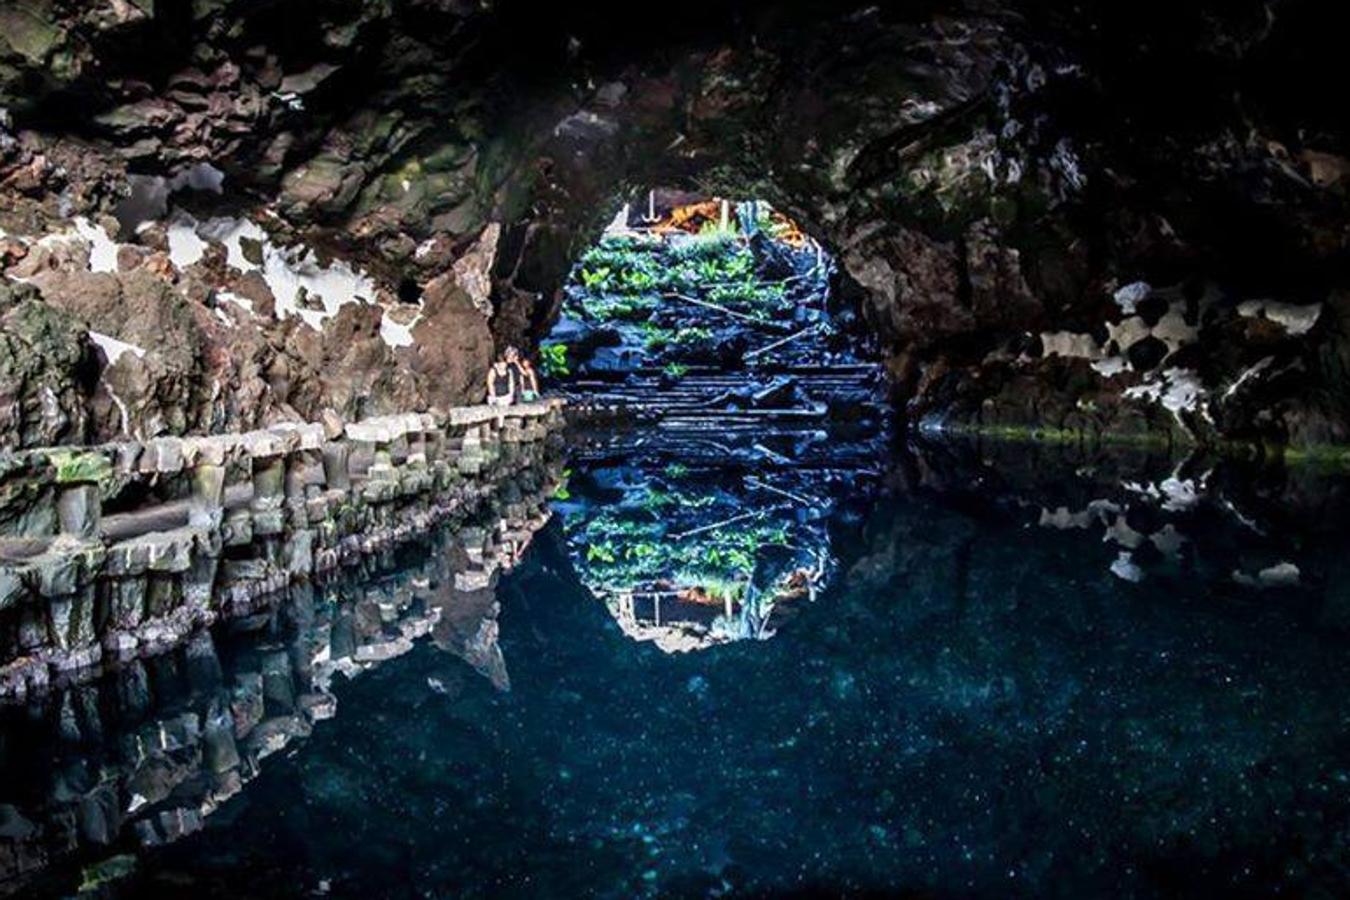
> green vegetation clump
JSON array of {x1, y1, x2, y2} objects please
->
[
  {"x1": 545, "y1": 200, "x2": 835, "y2": 377},
  {"x1": 539, "y1": 343, "x2": 569, "y2": 377}
]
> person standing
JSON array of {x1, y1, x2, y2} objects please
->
[{"x1": 486, "y1": 356, "x2": 516, "y2": 407}]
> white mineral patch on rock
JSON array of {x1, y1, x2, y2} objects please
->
[
  {"x1": 1039, "y1": 506, "x2": 1093, "y2": 529},
  {"x1": 1091, "y1": 355, "x2": 1129, "y2": 376},
  {"x1": 1040, "y1": 331, "x2": 1102, "y2": 360},
  {"x1": 262, "y1": 248, "x2": 375, "y2": 330},
  {"x1": 89, "y1": 331, "x2": 146, "y2": 365},
  {"x1": 1106, "y1": 315, "x2": 1151, "y2": 351},
  {"x1": 1260, "y1": 561, "x2": 1301, "y2": 587},
  {"x1": 452, "y1": 222, "x2": 501, "y2": 318},
  {"x1": 1124, "y1": 472, "x2": 1204, "y2": 512},
  {"x1": 17, "y1": 218, "x2": 120, "y2": 276},
  {"x1": 414, "y1": 237, "x2": 438, "y2": 260},
  {"x1": 1149, "y1": 524, "x2": 1187, "y2": 559},
  {"x1": 194, "y1": 215, "x2": 268, "y2": 271},
  {"x1": 216, "y1": 290, "x2": 254, "y2": 314},
  {"x1": 1223, "y1": 356, "x2": 1275, "y2": 399},
  {"x1": 167, "y1": 214, "x2": 208, "y2": 268},
  {"x1": 1151, "y1": 304, "x2": 1197, "y2": 355},
  {"x1": 1233, "y1": 561, "x2": 1301, "y2": 588},
  {"x1": 1051, "y1": 138, "x2": 1086, "y2": 192},
  {"x1": 1104, "y1": 516, "x2": 1145, "y2": 549},
  {"x1": 380, "y1": 308, "x2": 421, "y2": 348},
  {"x1": 1125, "y1": 367, "x2": 1208, "y2": 427},
  {"x1": 1237, "y1": 299, "x2": 1322, "y2": 335},
  {"x1": 1112, "y1": 281, "x2": 1151, "y2": 314},
  {"x1": 172, "y1": 211, "x2": 378, "y2": 332},
  {"x1": 1158, "y1": 476, "x2": 1200, "y2": 511},
  {"x1": 72, "y1": 218, "x2": 120, "y2": 273}
]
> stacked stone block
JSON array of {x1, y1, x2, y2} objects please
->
[{"x1": 0, "y1": 401, "x2": 565, "y2": 701}]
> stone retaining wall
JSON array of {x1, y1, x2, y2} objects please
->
[{"x1": 0, "y1": 400, "x2": 565, "y2": 701}]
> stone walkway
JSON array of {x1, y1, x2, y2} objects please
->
[{"x1": 0, "y1": 400, "x2": 566, "y2": 700}]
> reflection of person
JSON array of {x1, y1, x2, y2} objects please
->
[
  {"x1": 505, "y1": 347, "x2": 540, "y2": 402},
  {"x1": 486, "y1": 358, "x2": 516, "y2": 407}
]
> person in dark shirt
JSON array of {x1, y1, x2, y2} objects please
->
[
  {"x1": 486, "y1": 357, "x2": 516, "y2": 407},
  {"x1": 505, "y1": 346, "x2": 540, "y2": 402}
]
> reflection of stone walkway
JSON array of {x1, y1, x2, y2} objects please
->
[
  {"x1": 0, "y1": 470, "x2": 557, "y2": 893},
  {"x1": 0, "y1": 401, "x2": 565, "y2": 701}
]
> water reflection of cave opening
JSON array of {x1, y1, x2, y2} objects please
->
[{"x1": 542, "y1": 191, "x2": 890, "y2": 653}]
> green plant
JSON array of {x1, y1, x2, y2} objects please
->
[
  {"x1": 641, "y1": 322, "x2": 671, "y2": 351},
  {"x1": 674, "y1": 326, "x2": 713, "y2": 346},
  {"x1": 663, "y1": 362, "x2": 689, "y2": 379},
  {"x1": 539, "y1": 343, "x2": 570, "y2": 377},
  {"x1": 697, "y1": 575, "x2": 747, "y2": 604},
  {"x1": 722, "y1": 249, "x2": 755, "y2": 280},
  {"x1": 696, "y1": 258, "x2": 724, "y2": 283},
  {"x1": 580, "y1": 266, "x2": 613, "y2": 290},
  {"x1": 699, "y1": 217, "x2": 740, "y2": 238},
  {"x1": 621, "y1": 267, "x2": 659, "y2": 294}
]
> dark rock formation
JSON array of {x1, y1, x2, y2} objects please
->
[{"x1": 0, "y1": 0, "x2": 1346, "y2": 452}]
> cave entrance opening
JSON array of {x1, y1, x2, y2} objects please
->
[
  {"x1": 539, "y1": 190, "x2": 886, "y2": 438},
  {"x1": 540, "y1": 189, "x2": 891, "y2": 654}
]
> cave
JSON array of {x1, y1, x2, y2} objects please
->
[{"x1": 3, "y1": 1, "x2": 1350, "y2": 897}]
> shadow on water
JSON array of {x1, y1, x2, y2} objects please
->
[{"x1": 6, "y1": 431, "x2": 1350, "y2": 897}]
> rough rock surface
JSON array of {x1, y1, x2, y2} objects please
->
[{"x1": 0, "y1": 0, "x2": 1346, "y2": 451}]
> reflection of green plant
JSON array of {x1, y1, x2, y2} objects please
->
[
  {"x1": 627, "y1": 542, "x2": 658, "y2": 560},
  {"x1": 697, "y1": 576, "x2": 747, "y2": 604},
  {"x1": 551, "y1": 468, "x2": 573, "y2": 501},
  {"x1": 664, "y1": 463, "x2": 688, "y2": 478},
  {"x1": 582, "y1": 295, "x2": 654, "y2": 321},
  {"x1": 586, "y1": 541, "x2": 617, "y2": 563}
]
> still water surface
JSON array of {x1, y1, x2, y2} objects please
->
[{"x1": 6, "y1": 441, "x2": 1350, "y2": 898}]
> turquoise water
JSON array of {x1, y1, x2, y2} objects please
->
[{"x1": 6, "y1": 442, "x2": 1350, "y2": 897}]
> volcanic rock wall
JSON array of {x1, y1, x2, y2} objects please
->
[{"x1": 1, "y1": 1, "x2": 1347, "y2": 452}]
